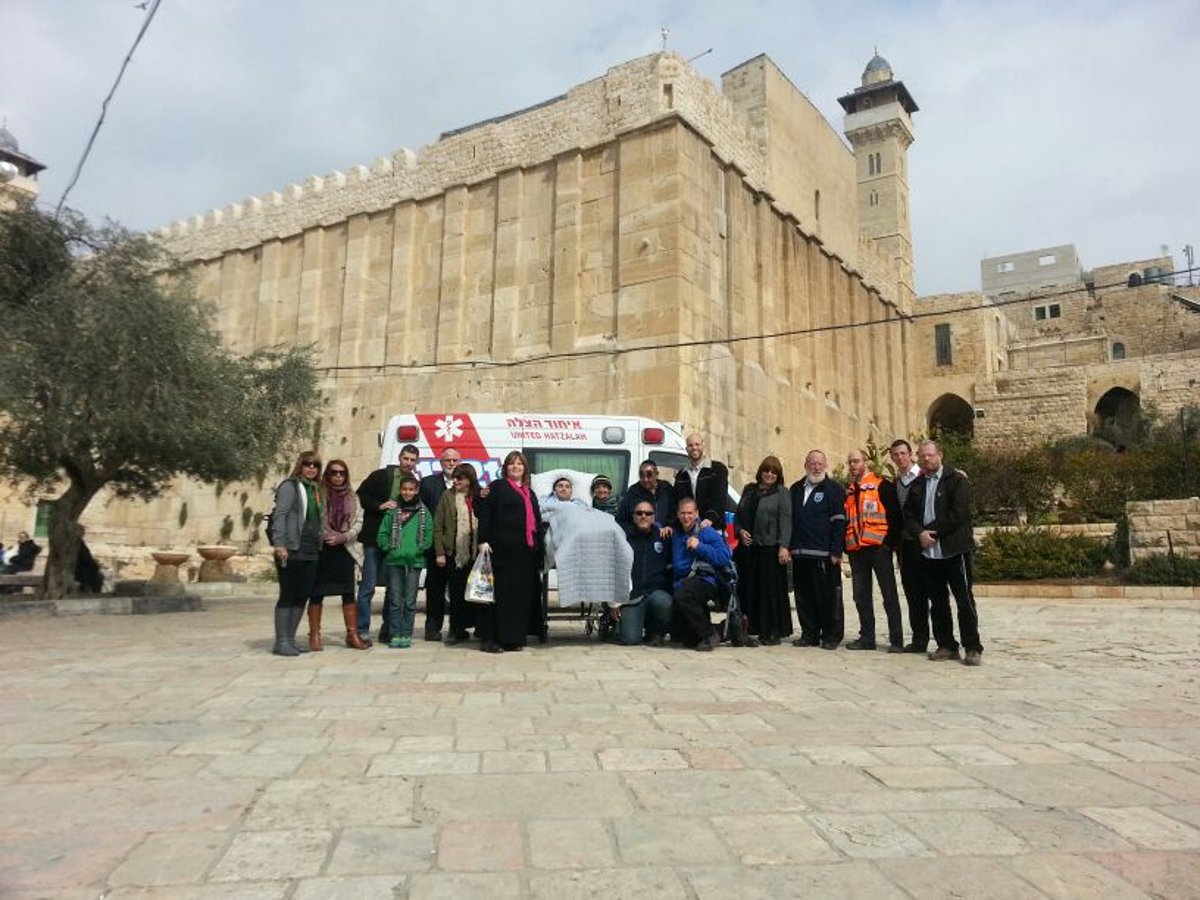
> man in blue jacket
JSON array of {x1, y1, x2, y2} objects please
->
[
  {"x1": 671, "y1": 498, "x2": 732, "y2": 651},
  {"x1": 620, "y1": 500, "x2": 674, "y2": 646},
  {"x1": 788, "y1": 450, "x2": 846, "y2": 649}
]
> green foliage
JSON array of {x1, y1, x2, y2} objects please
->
[
  {"x1": 1122, "y1": 554, "x2": 1200, "y2": 586},
  {"x1": 973, "y1": 528, "x2": 1111, "y2": 582},
  {"x1": 0, "y1": 205, "x2": 317, "y2": 596}
]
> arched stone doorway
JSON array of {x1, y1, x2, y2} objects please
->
[
  {"x1": 1091, "y1": 386, "x2": 1140, "y2": 447},
  {"x1": 927, "y1": 393, "x2": 974, "y2": 438}
]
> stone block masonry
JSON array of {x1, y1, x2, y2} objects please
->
[{"x1": 1127, "y1": 497, "x2": 1200, "y2": 562}]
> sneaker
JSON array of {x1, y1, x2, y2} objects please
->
[
  {"x1": 398, "y1": 636, "x2": 412, "y2": 648},
  {"x1": 845, "y1": 639, "x2": 876, "y2": 651},
  {"x1": 388, "y1": 637, "x2": 404, "y2": 649},
  {"x1": 696, "y1": 633, "x2": 718, "y2": 652},
  {"x1": 649, "y1": 634, "x2": 667, "y2": 647},
  {"x1": 963, "y1": 650, "x2": 982, "y2": 667},
  {"x1": 928, "y1": 646, "x2": 962, "y2": 662},
  {"x1": 903, "y1": 642, "x2": 927, "y2": 654}
]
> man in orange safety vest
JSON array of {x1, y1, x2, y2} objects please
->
[{"x1": 843, "y1": 448, "x2": 905, "y2": 652}]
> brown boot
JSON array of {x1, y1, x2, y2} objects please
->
[
  {"x1": 343, "y1": 604, "x2": 368, "y2": 650},
  {"x1": 307, "y1": 604, "x2": 324, "y2": 651}
]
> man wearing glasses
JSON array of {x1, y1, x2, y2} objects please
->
[
  {"x1": 419, "y1": 447, "x2": 462, "y2": 641},
  {"x1": 616, "y1": 459, "x2": 674, "y2": 538},
  {"x1": 356, "y1": 444, "x2": 419, "y2": 645},
  {"x1": 620, "y1": 501, "x2": 674, "y2": 645}
]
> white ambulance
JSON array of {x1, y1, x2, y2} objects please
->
[{"x1": 377, "y1": 411, "x2": 736, "y2": 511}]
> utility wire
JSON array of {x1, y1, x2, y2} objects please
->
[
  {"x1": 55, "y1": 0, "x2": 164, "y2": 217},
  {"x1": 312, "y1": 266, "x2": 1199, "y2": 379}
]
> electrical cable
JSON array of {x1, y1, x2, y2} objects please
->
[{"x1": 55, "y1": 0, "x2": 164, "y2": 217}]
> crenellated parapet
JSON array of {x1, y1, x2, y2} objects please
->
[{"x1": 160, "y1": 53, "x2": 772, "y2": 261}]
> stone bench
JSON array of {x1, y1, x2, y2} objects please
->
[{"x1": 0, "y1": 573, "x2": 41, "y2": 594}]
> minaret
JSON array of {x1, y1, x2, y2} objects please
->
[
  {"x1": 838, "y1": 53, "x2": 918, "y2": 304},
  {"x1": 0, "y1": 122, "x2": 47, "y2": 210}
]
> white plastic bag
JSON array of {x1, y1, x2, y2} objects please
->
[{"x1": 466, "y1": 549, "x2": 494, "y2": 604}]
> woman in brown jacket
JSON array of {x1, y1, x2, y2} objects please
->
[{"x1": 433, "y1": 463, "x2": 482, "y2": 644}]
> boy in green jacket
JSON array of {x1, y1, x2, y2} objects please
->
[{"x1": 377, "y1": 476, "x2": 433, "y2": 648}]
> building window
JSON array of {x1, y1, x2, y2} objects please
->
[
  {"x1": 935, "y1": 323, "x2": 952, "y2": 366},
  {"x1": 869, "y1": 190, "x2": 879, "y2": 207},
  {"x1": 1038, "y1": 254, "x2": 1057, "y2": 266},
  {"x1": 1034, "y1": 303, "x2": 1061, "y2": 321},
  {"x1": 867, "y1": 152, "x2": 882, "y2": 176},
  {"x1": 996, "y1": 261, "x2": 1015, "y2": 273},
  {"x1": 814, "y1": 189, "x2": 820, "y2": 222},
  {"x1": 1112, "y1": 342, "x2": 1126, "y2": 360}
]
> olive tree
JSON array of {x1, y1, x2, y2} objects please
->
[{"x1": 0, "y1": 206, "x2": 316, "y2": 597}]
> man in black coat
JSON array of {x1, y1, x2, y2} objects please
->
[
  {"x1": 356, "y1": 443, "x2": 419, "y2": 644},
  {"x1": 418, "y1": 446, "x2": 462, "y2": 640},
  {"x1": 616, "y1": 460, "x2": 675, "y2": 538},
  {"x1": 788, "y1": 450, "x2": 846, "y2": 649},
  {"x1": 672, "y1": 433, "x2": 729, "y2": 529},
  {"x1": 2, "y1": 531, "x2": 40, "y2": 574},
  {"x1": 902, "y1": 440, "x2": 983, "y2": 666}
]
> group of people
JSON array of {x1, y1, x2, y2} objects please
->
[{"x1": 267, "y1": 432, "x2": 983, "y2": 667}]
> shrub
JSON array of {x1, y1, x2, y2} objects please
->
[
  {"x1": 973, "y1": 528, "x2": 1111, "y2": 582},
  {"x1": 1122, "y1": 554, "x2": 1200, "y2": 586}
]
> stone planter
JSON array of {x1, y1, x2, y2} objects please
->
[
  {"x1": 150, "y1": 550, "x2": 190, "y2": 584},
  {"x1": 196, "y1": 545, "x2": 238, "y2": 583}
]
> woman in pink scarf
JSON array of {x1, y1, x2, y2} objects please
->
[{"x1": 477, "y1": 451, "x2": 544, "y2": 652}]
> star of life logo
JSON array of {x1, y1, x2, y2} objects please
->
[{"x1": 434, "y1": 414, "x2": 464, "y2": 442}]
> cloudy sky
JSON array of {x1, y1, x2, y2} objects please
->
[{"x1": 3, "y1": 0, "x2": 1196, "y2": 294}]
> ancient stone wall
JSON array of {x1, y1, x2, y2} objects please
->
[
  {"x1": 1127, "y1": 497, "x2": 1200, "y2": 562},
  {"x1": 973, "y1": 368, "x2": 1088, "y2": 446}
]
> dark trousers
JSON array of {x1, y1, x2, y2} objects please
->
[
  {"x1": 275, "y1": 559, "x2": 318, "y2": 609},
  {"x1": 446, "y1": 562, "x2": 476, "y2": 637},
  {"x1": 423, "y1": 550, "x2": 448, "y2": 636},
  {"x1": 848, "y1": 545, "x2": 904, "y2": 647},
  {"x1": 923, "y1": 553, "x2": 983, "y2": 653},
  {"x1": 897, "y1": 541, "x2": 929, "y2": 646},
  {"x1": 672, "y1": 577, "x2": 718, "y2": 646},
  {"x1": 792, "y1": 556, "x2": 843, "y2": 645}
]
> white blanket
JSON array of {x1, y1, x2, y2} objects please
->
[{"x1": 541, "y1": 496, "x2": 633, "y2": 607}]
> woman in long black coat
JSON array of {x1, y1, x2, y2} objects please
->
[
  {"x1": 734, "y1": 455, "x2": 793, "y2": 645},
  {"x1": 476, "y1": 451, "x2": 543, "y2": 653}
]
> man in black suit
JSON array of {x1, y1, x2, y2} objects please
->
[
  {"x1": 419, "y1": 446, "x2": 462, "y2": 640},
  {"x1": 902, "y1": 440, "x2": 983, "y2": 666},
  {"x1": 672, "y1": 433, "x2": 729, "y2": 529}
]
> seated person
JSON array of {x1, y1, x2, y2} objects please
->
[
  {"x1": 590, "y1": 475, "x2": 618, "y2": 516},
  {"x1": 1, "y1": 531, "x2": 40, "y2": 574},
  {"x1": 671, "y1": 498, "x2": 731, "y2": 652},
  {"x1": 535, "y1": 469, "x2": 633, "y2": 607},
  {"x1": 618, "y1": 500, "x2": 673, "y2": 646}
]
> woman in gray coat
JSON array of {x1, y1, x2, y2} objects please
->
[
  {"x1": 269, "y1": 451, "x2": 325, "y2": 656},
  {"x1": 735, "y1": 455, "x2": 793, "y2": 645}
]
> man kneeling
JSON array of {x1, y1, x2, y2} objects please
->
[
  {"x1": 671, "y1": 498, "x2": 731, "y2": 652},
  {"x1": 620, "y1": 501, "x2": 674, "y2": 645}
]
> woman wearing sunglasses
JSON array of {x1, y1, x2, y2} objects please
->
[
  {"x1": 269, "y1": 451, "x2": 325, "y2": 656},
  {"x1": 309, "y1": 459, "x2": 369, "y2": 650}
]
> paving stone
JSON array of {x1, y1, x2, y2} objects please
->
[
  {"x1": 407, "y1": 872, "x2": 523, "y2": 899},
  {"x1": 865, "y1": 765, "x2": 983, "y2": 789},
  {"x1": 687, "y1": 861, "x2": 899, "y2": 899},
  {"x1": 1007, "y1": 853, "x2": 1150, "y2": 899},
  {"x1": 597, "y1": 747, "x2": 688, "y2": 771},
  {"x1": 875, "y1": 855, "x2": 1046, "y2": 899},
  {"x1": 291, "y1": 876, "x2": 409, "y2": 899},
  {"x1": 710, "y1": 813, "x2": 839, "y2": 865},
  {"x1": 1080, "y1": 806, "x2": 1200, "y2": 849},
  {"x1": 966, "y1": 764, "x2": 1175, "y2": 807},
  {"x1": 1088, "y1": 850, "x2": 1200, "y2": 897},
  {"x1": 547, "y1": 749, "x2": 599, "y2": 772},
  {"x1": 527, "y1": 866, "x2": 687, "y2": 899},
  {"x1": 105, "y1": 886, "x2": 286, "y2": 899},
  {"x1": 809, "y1": 813, "x2": 931, "y2": 858},
  {"x1": 890, "y1": 810, "x2": 1026, "y2": 855},
  {"x1": 210, "y1": 828, "x2": 332, "y2": 881},
  {"x1": 108, "y1": 830, "x2": 227, "y2": 886},
  {"x1": 326, "y1": 826, "x2": 436, "y2": 874},
  {"x1": 623, "y1": 769, "x2": 804, "y2": 814},
  {"x1": 366, "y1": 752, "x2": 479, "y2": 776},
  {"x1": 613, "y1": 816, "x2": 729, "y2": 865},
  {"x1": 991, "y1": 807, "x2": 1136, "y2": 852},
  {"x1": 422, "y1": 773, "x2": 634, "y2": 821},
  {"x1": 482, "y1": 750, "x2": 547, "y2": 773},
  {"x1": 242, "y1": 777, "x2": 413, "y2": 829},
  {"x1": 527, "y1": 818, "x2": 614, "y2": 869},
  {"x1": 437, "y1": 820, "x2": 524, "y2": 871}
]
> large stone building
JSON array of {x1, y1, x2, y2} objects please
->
[{"x1": 0, "y1": 123, "x2": 45, "y2": 210}]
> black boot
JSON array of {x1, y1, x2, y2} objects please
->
[{"x1": 273, "y1": 609, "x2": 299, "y2": 656}]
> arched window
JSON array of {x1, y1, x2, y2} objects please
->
[{"x1": 1112, "y1": 342, "x2": 1126, "y2": 360}]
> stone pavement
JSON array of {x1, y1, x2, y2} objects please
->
[{"x1": 1, "y1": 595, "x2": 1198, "y2": 899}]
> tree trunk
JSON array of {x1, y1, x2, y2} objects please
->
[{"x1": 41, "y1": 481, "x2": 101, "y2": 600}]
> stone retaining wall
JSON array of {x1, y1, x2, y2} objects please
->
[{"x1": 1127, "y1": 497, "x2": 1200, "y2": 562}]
